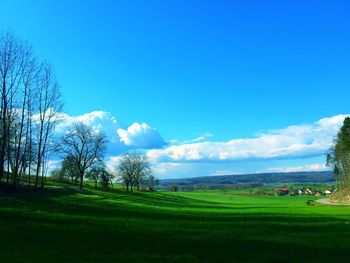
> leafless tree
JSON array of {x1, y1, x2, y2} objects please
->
[
  {"x1": 86, "y1": 161, "x2": 105, "y2": 188},
  {"x1": 59, "y1": 122, "x2": 106, "y2": 191},
  {"x1": 117, "y1": 152, "x2": 151, "y2": 192},
  {"x1": 60, "y1": 155, "x2": 80, "y2": 183},
  {"x1": 10, "y1": 42, "x2": 37, "y2": 187},
  {"x1": 33, "y1": 63, "x2": 63, "y2": 188},
  {"x1": 0, "y1": 31, "x2": 24, "y2": 182},
  {"x1": 146, "y1": 174, "x2": 159, "y2": 191},
  {"x1": 0, "y1": 31, "x2": 63, "y2": 189},
  {"x1": 117, "y1": 153, "x2": 135, "y2": 191}
]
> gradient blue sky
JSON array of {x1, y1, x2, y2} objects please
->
[{"x1": 2, "y1": 0, "x2": 350, "y2": 178}]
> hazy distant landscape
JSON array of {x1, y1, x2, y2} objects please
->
[{"x1": 159, "y1": 171, "x2": 334, "y2": 190}]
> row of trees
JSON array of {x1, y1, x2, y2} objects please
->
[
  {"x1": 327, "y1": 117, "x2": 350, "y2": 189},
  {"x1": 54, "y1": 122, "x2": 158, "y2": 191},
  {"x1": 0, "y1": 31, "x2": 158, "y2": 192},
  {"x1": 0, "y1": 31, "x2": 62, "y2": 189},
  {"x1": 52, "y1": 157, "x2": 115, "y2": 189},
  {"x1": 117, "y1": 152, "x2": 152, "y2": 191}
]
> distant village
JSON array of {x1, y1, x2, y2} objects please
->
[{"x1": 274, "y1": 187, "x2": 333, "y2": 197}]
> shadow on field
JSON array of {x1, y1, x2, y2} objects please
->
[{"x1": 1, "y1": 187, "x2": 350, "y2": 262}]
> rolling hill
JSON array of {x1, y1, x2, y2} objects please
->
[{"x1": 159, "y1": 171, "x2": 334, "y2": 190}]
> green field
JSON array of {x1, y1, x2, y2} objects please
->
[{"x1": 1, "y1": 185, "x2": 350, "y2": 263}]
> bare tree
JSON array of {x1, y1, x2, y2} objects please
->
[
  {"x1": 117, "y1": 152, "x2": 151, "y2": 192},
  {"x1": 0, "y1": 31, "x2": 25, "y2": 182},
  {"x1": 60, "y1": 122, "x2": 106, "y2": 191},
  {"x1": 33, "y1": 63, "x2": 63, "y2": 188},
  {"x1": 10, "y1": 41, "x2": 37, "y2": 187},
  {"x1": 117, "y1": 153, "x2": 135, "y2": 192},
  {"x1": 133, "y1": 153, "x2": 151, "y2": 191},
  {"x1": 0, "y1": 31, "x2": 63, "y2": 189},
  {"x1": 99, "y1": 167, "x2": 115, "y2": 190},
  {"x1": 146, "y1": 174, "x2": 159, "y2": 191},
  {"x1": 86, "y1": 161, "x2": 105, "y2": 188},
  {"x1": 60, "y1": 155, "x2": 80, "y2": 183}
]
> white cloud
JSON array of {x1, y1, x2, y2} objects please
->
[
  {"x1": 50, "y1": 111, "x2": 347, "y2": 179},
  {"x1": 105, "y1": 156, "x2": 123, "y2": 172},
  {"x1": 211, "y1": 169, "x2": 240, "y2": 176},
  {"x1": 56, "y1": 111, "x2": 120, "y2": 135},
  {"x1": 180, "y1": 132, "x2": 213, "y2": 144},
  {"x1": 147, "y1": 114, "x2": 349, "y2": 163},
  {"x1": 150, "y1": 162, "x2": 182, "y2": 175},
  {"x1": 269, "y1": 164, "x2": 329, "y2": 173},
  {"x1": 117, "y1": 122, "x2": 166, "y2": 149},
  {"x1": 54, "y1": 111, "x2": 166, "y2": 154}
]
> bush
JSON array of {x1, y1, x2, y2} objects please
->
[
  {"x1": 171, "y1": 185, "x2": 178, "y2": 192},
  {"x1": 50, "y1": 169, "x2": 66, "y2": 183}
]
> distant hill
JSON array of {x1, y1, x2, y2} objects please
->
[{"x1": 159, "y1": 171, "x2": 334, "y2": 190}]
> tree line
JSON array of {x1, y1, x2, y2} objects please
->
[
  {"x1": 0, "y1": 31, "x2": 62, "y2": 189},
  {"x1": 0, "y1": 31, "x2": 158, "y2": 192},
  {"x1": 53, "y1": 124, "x2": 158, "y2": 191},
  {"x1": 327, "y1": 117, "x2": 350, "y2": 189}
]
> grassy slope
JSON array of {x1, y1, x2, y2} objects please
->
[{"x1": 1, "y1": 185, "x2": 350, "y2": 263}]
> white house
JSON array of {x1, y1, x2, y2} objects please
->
[
  {"x1": 324, "y1": 190, "x2": 332, "y2": 196},
  {"x1": 305, "y1": 188, "x2": 313, "y2": 195}
]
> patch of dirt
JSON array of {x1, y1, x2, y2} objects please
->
[
  {"x1": 329, "y1": 188, "x2": 350, "y2": 204},
  {"x1": 317, "y1": 198, "x2": 350, "y2": 206}
]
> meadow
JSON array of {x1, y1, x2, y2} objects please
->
[{"x1": 1, "y1": 184, "x2": 350, "y2": 263}]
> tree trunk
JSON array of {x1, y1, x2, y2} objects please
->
[
  {"x1": 79, "y1": 172, "x2": 84, "y2": 191},
  {"x1": 40, "y1": 162, "x2": 46, "y2": 189},
  {"x1": 0, "y1": 96, "x2": 7, "y2": 181},
  {"x1": 35, "y1": 119, "x2": 44, "y2": 189},
  {"x1": 28, "y1": 163, "x2": 31, "y2": 186},
  {"x1": 34, "y1": 163, "x2": 40, "y2": 188},
  {"x1": 12, "y1": 84, "x2": 28, "y2": 189}
]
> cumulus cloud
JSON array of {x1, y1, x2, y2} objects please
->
[
  {"x1": 54, "y1": 111, "x2": 166, "y2": 154},
  {"x1": 56, "y1": 111, "x2": 120, "y2": 136},
  {"x1": 50, "y1": 111, "x2": 347, "y2": 179},
  {"x1": 117, "y1": 122, "x2": 166, "y2": 149},
  {"x1": 147, "y1": 114, "x2": 349, "y2": 163},
  {"x1": 105, "y1": 156, "x2": 123, "y2": 172}
]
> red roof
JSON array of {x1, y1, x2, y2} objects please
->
[{"x1": 275, "y1": 187, "x2": 289, "y2": 192}]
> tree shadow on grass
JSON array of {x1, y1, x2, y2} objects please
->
[
  {"x1": 1, "y1": 187, "x2": 350, "y2": 262},
  {"x1": 0, "y1": 210, "x2": 349, "y2": 263}
]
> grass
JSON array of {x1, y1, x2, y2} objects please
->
[{"x1": 1, "y1": 184, "x2": 350, "y2": 263}]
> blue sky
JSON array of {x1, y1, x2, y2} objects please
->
[{"x1": 2, "y1": 0, "x2": 350, "y2": 178}]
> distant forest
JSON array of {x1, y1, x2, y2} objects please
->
[{"x1": 159, "y1": 171, "x2": 334, "y2": 191}]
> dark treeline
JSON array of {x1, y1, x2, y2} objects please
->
[
  {"x1": 158, "y1": 171, "x2": 334, "y2": 191},
  {"x1": 327, "y1": 117, "x2": 350, "y2": 189},
  {"x1": 0, "y1": 31, "x2": 62, "y2": 189}
]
